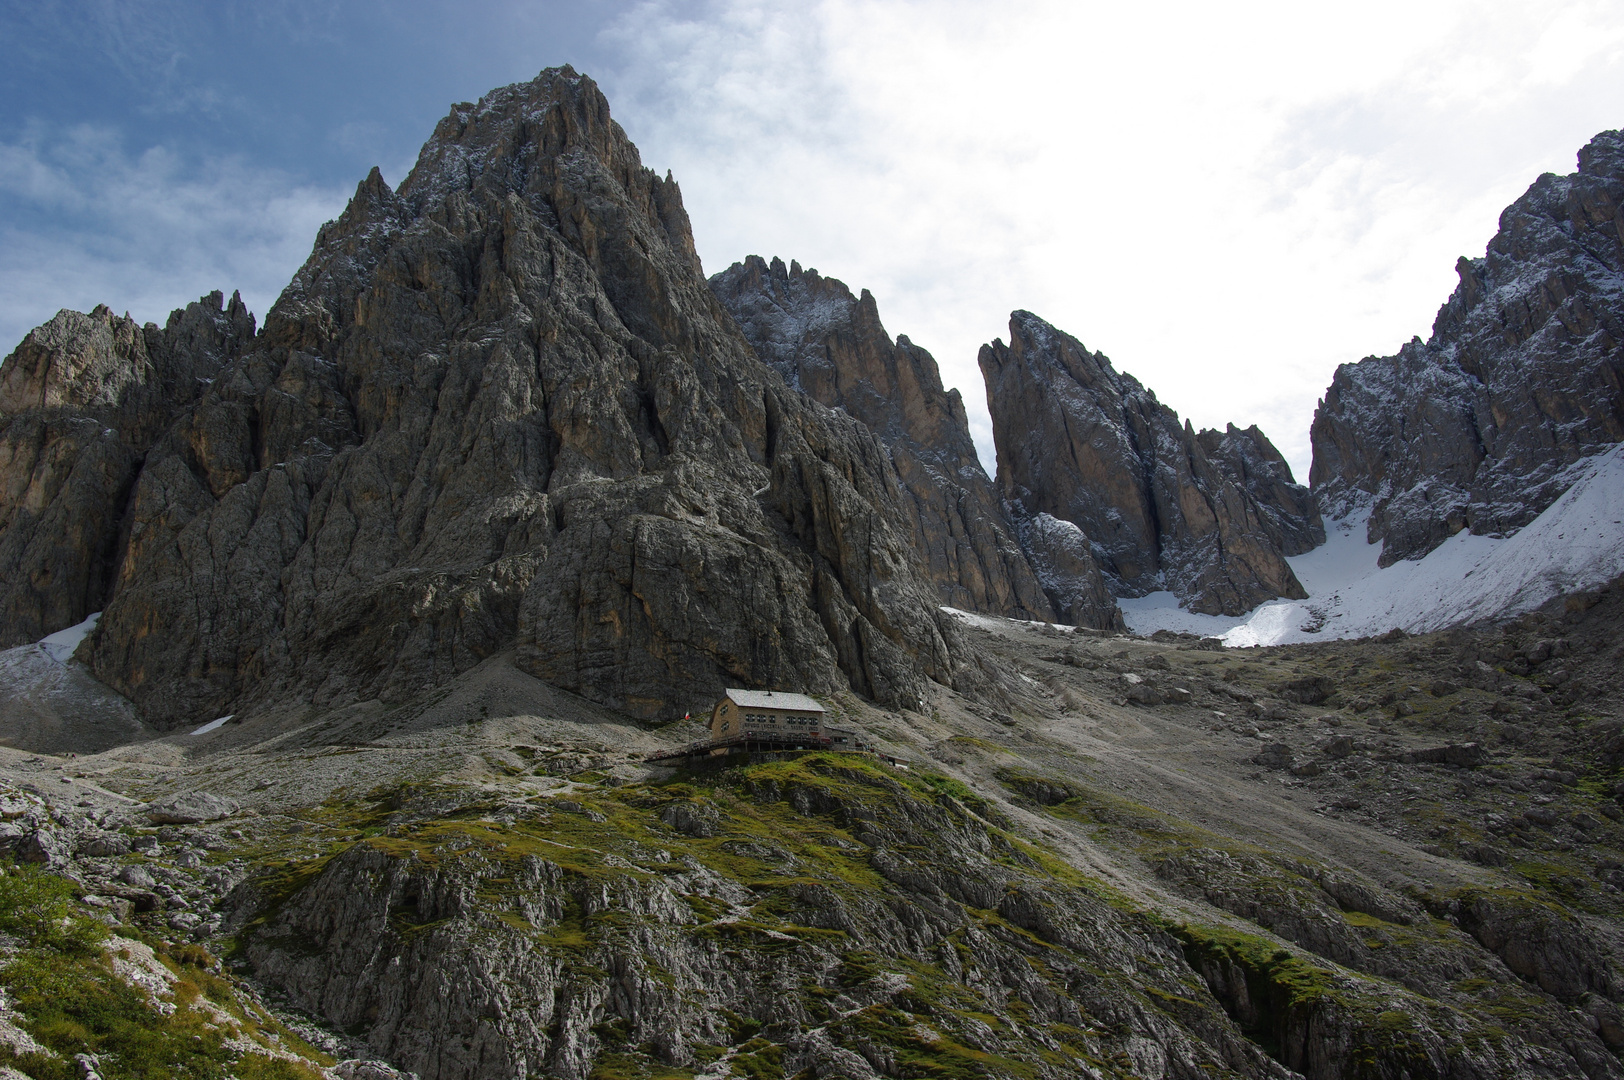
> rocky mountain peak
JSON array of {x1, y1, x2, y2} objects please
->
[
  {"x1": 1579, "y1": 127, "x2": 1624, "y2": 173},
  {"x1": 981, "y1": 311, "x2": 1316, "y2": 616},
  {"x1": 0, "y1": 289, "x2": 257, "y2": 648},
  {"x1": 397, "y1": 66, "x2": 702, "y2": 282},
  {"x1": 0, "y1": 66, "x2": 992, "y2": 729},
  {"x1": 1196, "y1": 422, "x2": 1325, "y2": 557},
  {"x1": 1310, "y1": 127, "x2": 1624, "y2": 564},
  {"x1": 710, "y1": 255, "x2": 976, "y2": 466},
  {"x1": 0, "y1": 304, "x2": 152, "y2": 419}
]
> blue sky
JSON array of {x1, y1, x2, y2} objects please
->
[
  {"x1": 5, "y1": 1, "x2": 1624, "y2": 480},
  {"x1": 1, "y1": 1, "x2": 650, "y2": 186},
  {"x1": 0, "y1": 0, "x2": 644, "y2": 352}
]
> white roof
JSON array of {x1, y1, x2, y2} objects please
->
[{"x1": 723, "y1": 688, "x2": 825, "y2": 713}]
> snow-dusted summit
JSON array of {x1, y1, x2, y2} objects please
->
[{"x1": 1311, "y1": 129, "x2": 1624, "y2": 567}]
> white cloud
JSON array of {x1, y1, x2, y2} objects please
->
[
  {"x1": 599, "y1": 0, "x2": 1624, "y2": 481},
  {"x1": 0, "y1": 124, "x2": 346, "y2": 350}
]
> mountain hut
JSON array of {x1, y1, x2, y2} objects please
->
[{"x1": 711, "y1": 688, "x2": 825, "y2": 740}]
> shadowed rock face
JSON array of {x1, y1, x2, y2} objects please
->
[
  {"x1": 980, "y1": 312, "x2": 1315, "y2": 617},
  {"x1": 711, "y1": 255, "x2": 1120, "y2": 628},
  {"x1": 0, "y1": 67, "x2": 986, "y2": 728},
  {"x1": 0, "y1": 294, "x2": 255, "y2": 647},
  {"x1": 1311, "y1": 129, "x2": 1624, "y2": 565},
  {"x1": 1196, "y1": 423, "x2": 1325, "y2": 558}
]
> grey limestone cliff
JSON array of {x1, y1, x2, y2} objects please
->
[
  {"x1": 980, "y1": 311, "x2": 1319, "y2": 617},
  {"x1": 1197, "y1": 423, "x2": 1326, "y2": 558},
  {"x1": 0, "y1": 293, "x2": 255, "y2": 648},
  {"x1": 710, "y1": 255, "x2": 1119, "y2": 628},
  {"x1": 1310, "y1": 129, "x2": 1624, "y2": 565}
]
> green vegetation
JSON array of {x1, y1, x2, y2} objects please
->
[
  {"x1": 213, "y1": 744, "x2": 1606, "y2": 1080},
  {"x1": 995, "y1": 766, "x2": 1586, "y2": 1067},
  {"x1": 1170, "y1": 922, "x2": 1452, "y2": 1073},
  {"x1": 0, "y1": 860, "x2": 107, "y2": 954},
  {"x1": 0, "y1": 860, "x2": 329, "y2": 1080}
]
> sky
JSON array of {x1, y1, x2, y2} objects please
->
[{"x1": 4, "y1": 1, "x2": 1623, "y2": 482}]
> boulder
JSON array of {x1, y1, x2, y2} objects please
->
[
  {"x1": 118, "y1": 864, "x2": 156, "y2": 889},
  {"x1": 1125, "y1": 683, "x2": 1164, "y2": 706},
  {"x1": 1320, "y1": 735, "x2": 1355, "y2": 759},
  {"x1": 144, "y1": 791, "x2": 238, "y2": 824},
  {"x1": 18, "y1": 828, "x2": 66, "y2": 865},
  {"x1": 1524, "y1": 807, "x2": 1562, "y2": 829},
  {"x1": 1399, "y1": 742, "x2": 1486, "y2": 767},
  {"x1": 1275, "y1": 675, "x2": 1334, "y2": 705},
  {"x1": 0, "y1": 793, "x2": 37, "y2": 818},
  {"x1": 659, "y1": 800, "x2": 720, "y2": 839},
  {"x1": 78, "y1": 832, "x2": 131, "y2": 857},
  {"x1": 1252, "y1": 743, "x2": 1294, "y2": 770}
]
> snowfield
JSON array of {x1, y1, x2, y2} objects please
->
[
  {"x1": 1121, "y1": 442, "x2": 1624, "y2": 646},
  {"x1": 0, "y1": 610, "x2": 150, "y2": 753}
]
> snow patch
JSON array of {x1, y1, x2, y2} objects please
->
[
  {"x1": 1122, "y1": 443, "x2": 1624, "y2": 646},
  {"x1": 38, "y1": 611, "x2": 100, "y2": 664},
  {"x1": 940, "y1": 606, "x2": 1079, "y2": 633},
  {"x1": 190, "y1": 715, "x2": 233, "y2": 736}
]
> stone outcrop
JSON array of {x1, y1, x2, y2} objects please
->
[
  {"x1": 1311, "y1": 129, "x2": 1624, "y2": 564},
  {"x1": 237, "y1": 757, "x2": 1290, "y2": 1080},
  {"x1": 0, "y1": 293, "x2": 255, "y2": 647},
  {"x1": 711, "y1": 256, "x2": 1120, "y2": 627},
  {"x1": 0, "y1": 68, "x2": 986, "y2": 729},
  {"x1": 979, "y1": 311, "x2": 1319, "y2": 616}
]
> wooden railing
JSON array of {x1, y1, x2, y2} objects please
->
[{"x1": 644, "y1": 731, "x2": 834, "y2": 763}]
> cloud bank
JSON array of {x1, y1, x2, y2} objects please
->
[{"x1": 599, "y1": 0, "x2": 1624, "y2": 479}]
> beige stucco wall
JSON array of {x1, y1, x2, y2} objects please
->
[{"x1": 711, "y1": 697, "x2": 821, "y2": 738}]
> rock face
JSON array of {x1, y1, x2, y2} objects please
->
[
  {"x1": 1197, "y1": 423, "x2": 1326, "y2": 558},
  {"x1": 0, "y1": 294, "x2": 255, "y2": 647},
  {"x1": 980, "y1": 311, "x2": 1319, "y2": 616},
  {"x1": 1311, "y1": 129, "x2": 1624, "y2": 564},
  {"x1": 0, "y1": 68, "x2": 984, "y2": 729},
  {"x1": 710, "y1": 256, "x2": 1118, "y2": 626}
]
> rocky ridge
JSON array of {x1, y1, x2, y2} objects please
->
[
  {"x1": 0, "y1": 293, "x2": 255, "y2": 649},
  {"x1": 980, "y1": 311, "x2": 1322, "y2": 616},
  {"x1": 1310, "y1": 129, "x2": 1624, "y2": 565},
  {"x1": 711, "y1": 256, "x2": 1118, "y2": 628}
]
